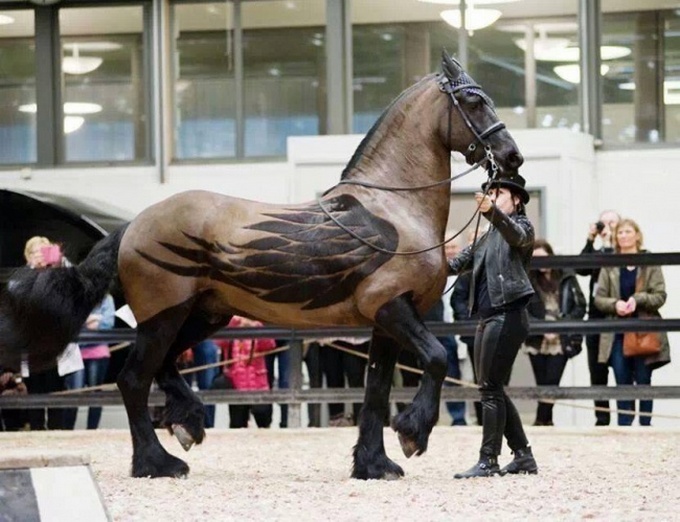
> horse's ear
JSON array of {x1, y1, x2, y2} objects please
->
[{"x1": 441, "y1": 50, "x2": 462, "y2": 81}]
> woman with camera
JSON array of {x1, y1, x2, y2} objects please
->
[
  {"x1": 594, "y1": 218, "x2": 670, "y2": 426},
  {"x1": 525, "y1": 239, "x2": 586, "y2": 426},
  {"x1": 22, "y1": 236, "x2": 71, "y2": 430}
]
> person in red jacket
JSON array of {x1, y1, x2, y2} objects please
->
[{"x1": 218, "y1": 316, "x2": 277, "y2": 428}]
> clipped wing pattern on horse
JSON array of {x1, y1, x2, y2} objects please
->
[{"x1": 136, "y1": 194, "x2": 399, "y2": 310}]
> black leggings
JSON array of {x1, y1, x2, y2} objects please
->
[{"x1": 474, "y1": 308, "x2": 530, "y2": 457}]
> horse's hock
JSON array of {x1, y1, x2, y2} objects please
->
[{"x1": 0, "y1": 450, "x2": 109, "y2": 521}]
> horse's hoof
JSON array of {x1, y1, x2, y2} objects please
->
[
  {"x1": 172, "y1": 424, "x2": 195, "y2": 452},
  {"x1": 382, "y1": 470, "x2": 403, "y2": 481},
  {"x1": 397, "y1": 432, "x2": 418, "y2": 458}
]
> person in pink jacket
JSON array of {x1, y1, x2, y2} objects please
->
[{"x1": 219, "y1": 316, "x2": 277, "y2": 428}]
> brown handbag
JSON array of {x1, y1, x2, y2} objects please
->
[
  {"x1": 622, "y1": 273, "x2": 662, "y2": 357},
  {"x1": 623, "y1": 330, "x2": 661, "y2": 357}
]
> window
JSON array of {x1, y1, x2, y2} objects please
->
[
  {"x1": 173, "y1": 0, "x2": 326, "y2": 160},
  {"x1": 0, "y1": 9, "x2": 36, "y2": 165},
  {"x1": 59, "y1": 5, "x2": 149, "y2": 162}
]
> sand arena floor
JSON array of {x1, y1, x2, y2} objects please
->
[{"x1": 2, "y1": 426, "x2": 678, "y2": 521}]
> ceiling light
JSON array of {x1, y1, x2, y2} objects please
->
[
  {"x1": 619, "y1": 80, "x2": 680, "y2": 105},
  {"x1": 553, "y1": 64, "x2": 609, "y2": 84},
  {"x1": 64, "y1": 116, "x2": 84, "y2": 134},
  {"x1": 514, "y1": 36, "x2": 571, "y2": 60},
  {"x1": 418, "y1": 0, "x2": 519, "y2": 4},
  {"x1": 534, "y1": 45, "x2": 631, "y2": 62},
  {"x1": 63, "y1": 41, "x2": 122, "y2": 52},
  {"x1": 18, "y1": 102, "x2": 103, "y2": 115},
  {"x1": 62, "y1": 44, "x2": 103, "y2": 75},
  {"x1": 440, "y1": 8, "x2": 502, "y2": 31},
  {"x1": 0, "y1": 14, "x2": 15, "y2": 25}
]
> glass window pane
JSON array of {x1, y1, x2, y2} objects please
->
[
  {"x1": 242, "y1": 0, "x2": 325, "y2": 158},
  {"x1": 0, "y1": 10, "x2": 36, "y2": 165},
  {"x1": 353, "y1": 24, "x2": 457, "y2": 133},
  {"x1": 60, "y1": 6, "x2": 147, "y2": 163},
  {"x1": 602, "y1": 12, "x2": 665, "y2": 144},
  {"x1": 174, "y1": 2, "x2": 236, "y2": 159},
  {"x1": 664, "y1": 11, "x2": 680, "y2": 144}
]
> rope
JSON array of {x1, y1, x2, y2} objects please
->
[
  {"x1": 324, "y1": 342, "x2": 680, "y2": 421},
  {"x1": 52, "y1": 339, "x2": 680, "y2": 421}
]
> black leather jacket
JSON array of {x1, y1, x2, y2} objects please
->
[
  {"x1": 525, "y1": 270, "x2": 587, "y2": 350},
  {"x1": 448, "y1": 207, "x2": 535, "y2": 310}
]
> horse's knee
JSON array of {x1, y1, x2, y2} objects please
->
[{"x1": 424, "y1": 342, "x2": 447, "y2": 380}]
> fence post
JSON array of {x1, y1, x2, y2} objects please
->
[{"x1": 288, "y1": 336, "x2": 303, "y2": 428}]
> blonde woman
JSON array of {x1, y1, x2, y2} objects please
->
[{"x1": 594, "y1": 219, "x2": 670, "y2": 426}]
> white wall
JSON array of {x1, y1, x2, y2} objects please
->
[{"x1": 1, "y1": 128, "x2": 677, "y2": 427}]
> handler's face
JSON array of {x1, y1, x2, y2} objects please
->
[{"x1": 489, "y1": 187, "x2": 518, "y2": 214}]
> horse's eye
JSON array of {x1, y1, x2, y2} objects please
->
[{"x1": 461, "y1": 93, "x2": 482, "y2": 109}]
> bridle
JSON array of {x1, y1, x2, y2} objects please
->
[{"x1": 318, "y1": 71, "x2": 510, "y2": 257}]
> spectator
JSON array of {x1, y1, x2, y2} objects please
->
[
  {"x1": 265, "y1": 341, "x2": 290, "y2": 428},
  {"x1": 217, "y1": 316, "x2": 277, "y2": 428},
  {"x1": 577, "y1": 210, "x2": 620, "y2": 426},
  {"x1": 441, "y1": 234, "x2": 466, "y2": 426},
  {"x1": 450, "y1": 227, "x2": 491, "y2": 426},
  {"x1": 22, "y1": 236, "x2": 69, "y2": 430},
  {"x1": 317, "y1": 337, "x2": 368, "y2": 427},
  {"x1": 594, "y1": 218, "x2": 670, "y2": 426},
  {"x1": 525, "y1": 239, "x2": 586, "y2": 426},
  {"x1": 0, "y1": 366, "x2": 28, "y2": 431},
  {"x1": 179, "y1": 340, "x2": 220, "y2": 429},
  {"x1": 62, "y1": 294, "x2": 116, "y2": 430},
  {"x1": 448, "y1": 175, "x2": 538, "y2": 478}
]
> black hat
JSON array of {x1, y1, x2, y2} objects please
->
[{"x1": 481, "y1": 173, "x2": 530, "y2": 204}]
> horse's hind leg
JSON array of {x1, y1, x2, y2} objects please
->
[
  {"x1": 155, "y1": 311, "x2": 231, "y2": 451},
  {"x1": 352, "y1": 330, "x2": 404, "y2": 480},
  {"x1": 117, "y1": 300, "x2": 194, "y2": 478},
  {"x1": 374, "y1": 294, "x2": 447, "y2": 459}
]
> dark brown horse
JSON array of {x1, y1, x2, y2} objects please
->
[{"x1": 0, "y1": 53, "x2": 523, "y2": 480}]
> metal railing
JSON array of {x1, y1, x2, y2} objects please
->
[{"x1": 1, "y1": 251, "x2": 679, "y2": 426}]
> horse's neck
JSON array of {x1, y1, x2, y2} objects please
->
[{"x1": 343, "y1": 106, "x2": 451, "y2": 234}]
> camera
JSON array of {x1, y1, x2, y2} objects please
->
[
  {"x1": 40, "y1": 244, "x2": 62, "y2": 265},
  {"x1": 595, "y1": 221, "x2": 605, "y2": 233}
]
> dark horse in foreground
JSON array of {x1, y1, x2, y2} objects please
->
[{"x1": 0, "y1": 54, "x2": 523, "y2": 480}]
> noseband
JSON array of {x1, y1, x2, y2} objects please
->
[{"x1": 436, "y1": 73, "x2": 506, "y2": 176}]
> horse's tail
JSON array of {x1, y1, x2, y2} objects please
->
[{"x1": 0, "y1": 225, "x2": 128, "y2": 371}]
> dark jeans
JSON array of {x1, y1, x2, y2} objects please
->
[
  {"x1": 25, "y1": 368, "x2": 65, "y2": 430},
  {"x1": 609, "y1": 335, "x2": 653, "y2": 426},
  {"x1": 586, "y1": 334, "x2": 610, "y2": 425},
  {"x1": 229, "y1": 404, "x2": 272, "y2": 428},
  {"x1": 304, "y1": 342, "x2": 322, "y2": 427},
  {"x1": 475, "y1": 309, "x2": 530, "y2": 457},
  {"x1": 188, "y1": 340, "x2": 219, "y2": 429},
  {"x1": 441, "y1": 335, "x2": 466, "y2": 425},
  {"x1": 528, "y1": 352, "x2": 567, "y2": 425},
  {"x1": 83, "y1": 358, "x2": 110, "y2": 429},
  {"x1": 322, "y1": 341, "x2": 367, "y2": 422},
  {"x1": 266, "y1": 346, "x2": 290, "y2": 428}
]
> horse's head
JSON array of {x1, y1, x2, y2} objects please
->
[{"x1": 438, "y1": 52, "x2": 523, "y2": 178}]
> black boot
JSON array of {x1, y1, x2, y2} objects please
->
[
  {"x1": 500, "y1": 446, "x2": 538, "y2": 475},
  {"x1": 453, "y1": 455, "x2": 500, "y2": 479}
]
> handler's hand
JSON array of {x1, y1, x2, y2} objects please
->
[{"x1": 474, "y1": 192, "x2": 493, "y2": 213}]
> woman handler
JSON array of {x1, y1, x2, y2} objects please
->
[{"x1": 447, "y1": 173, "x2": 538, "y2": 478}]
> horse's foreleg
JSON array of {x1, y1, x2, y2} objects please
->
[
  {"x1": 117, "y1": 302, "x2": 194, "y2": 479},
  {"x1": 374, "y1": 294, "x2": 447, "y2": 459},
  {"x1": 352, "y1": 330, "x2": 403, "y2": 480},
  {"x1": 156, "y1": 312, "x2": 231, "y2": 451}
]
